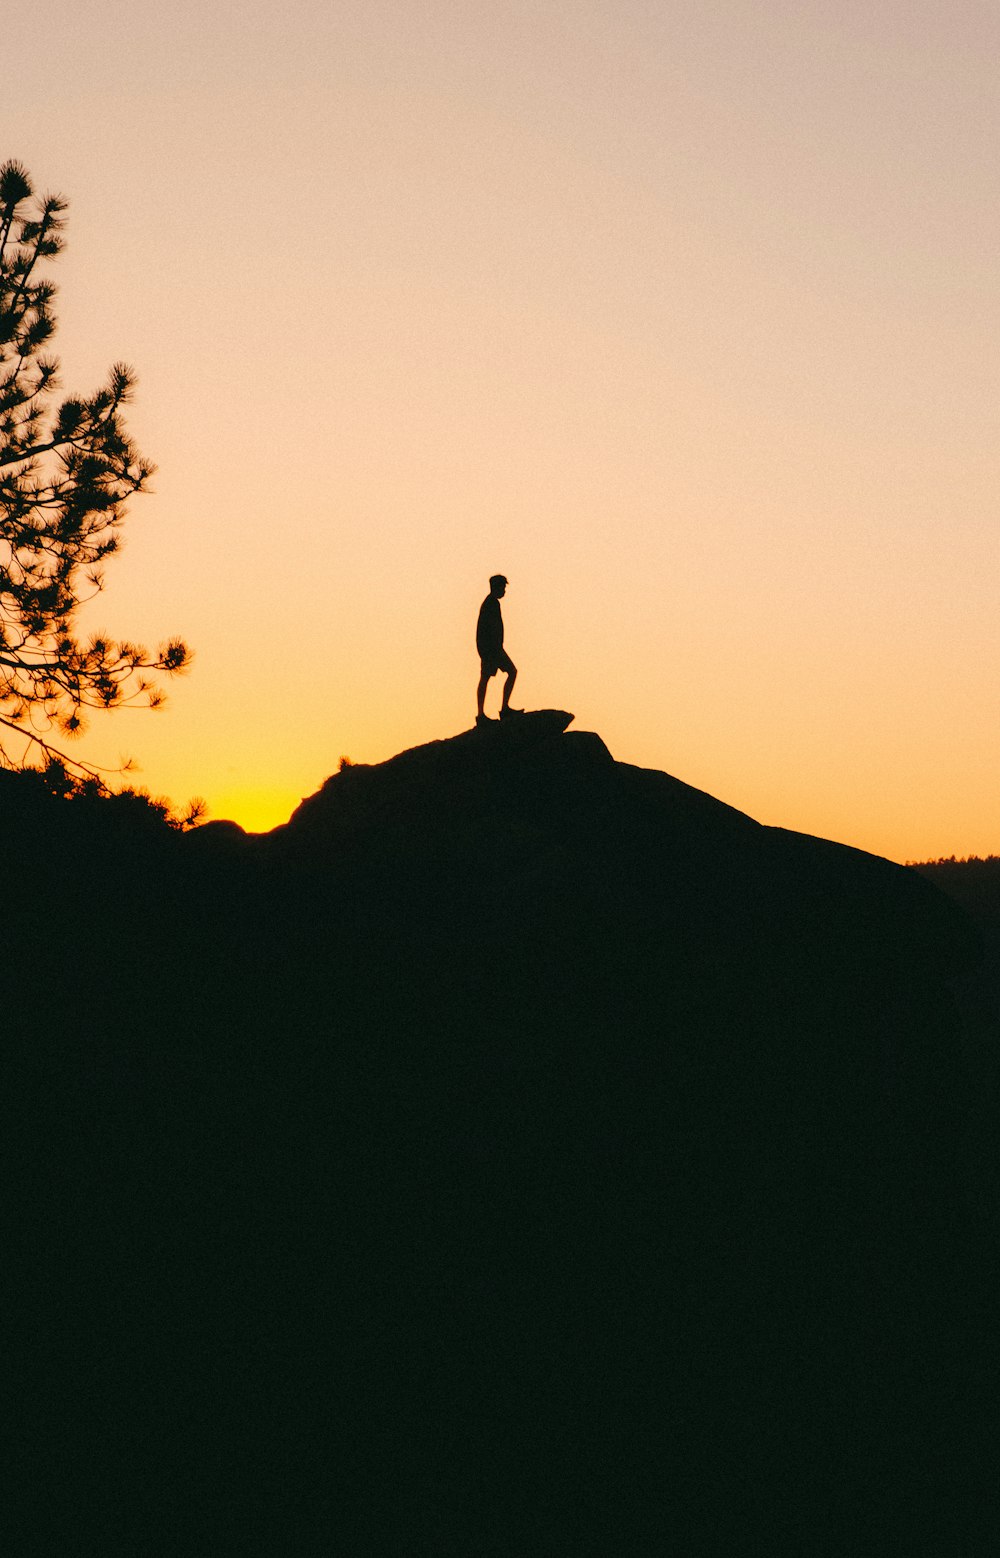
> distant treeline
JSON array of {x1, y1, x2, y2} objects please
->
[
  {"x1": 909, "y1": 854, "x2": 1000, "y2": 867},
  {"x1": 909, "y1": 855, "x2": 1000, "y2": 925}
]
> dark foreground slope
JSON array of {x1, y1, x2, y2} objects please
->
[{"x1": 5, "y1": 719, "x2": 997, "y2": 1556}]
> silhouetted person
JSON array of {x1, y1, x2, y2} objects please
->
[{"x1": 476, "y1": 574, "x2": 519, "y2": 725}]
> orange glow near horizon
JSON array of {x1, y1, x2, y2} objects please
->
[{"x1": 9, "y1": 1, "x2": 999, "y2": 865}]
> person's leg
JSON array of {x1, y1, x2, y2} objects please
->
[
  {"x1": 500, "y1": 662, "x2": 517, "y2": 712},
  {"x1": 477, "y1": 665, "x2": 492, "y2": 718}
]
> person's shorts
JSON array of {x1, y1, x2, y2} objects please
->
[{"x1": 480, "y1": 649, "x2": 516, "y2": 678}]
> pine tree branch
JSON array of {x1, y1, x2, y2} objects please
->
[
  {"x1": 0, "y1": 711, "x2": 115, "y2": 779},
  {"x1": 0, "y1": 432, "x2": 70, "y2": 468}
]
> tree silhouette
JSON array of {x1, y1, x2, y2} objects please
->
[{"x1": 0, "y1": 158, "x2": 189, "y2": 778}]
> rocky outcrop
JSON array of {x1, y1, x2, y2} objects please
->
[{"x1": 227, "y1": 711, "x2": 975, "y2": 986}]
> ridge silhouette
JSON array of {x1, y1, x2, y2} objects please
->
[
  {"x1": 189, "y1": 713, "x2": 978, "y2": 982},
  {"x1": 4, "y1": 722, "x2": 995, "y2": 1554}
]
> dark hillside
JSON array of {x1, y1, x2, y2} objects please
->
[
  {"x1": 911, "y1": 853, "x2": 1000, "y2": 925},
  {"x1": 5, "y1": 718, "x2": 996, "y2": 1555}
]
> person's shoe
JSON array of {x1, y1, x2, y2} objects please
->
[
  {"x1": 475, "y1": 713, "x2": 497, "y2": 727},
  {"x1": 499, "y1": 706, "x2": 524, "y2": 720}
]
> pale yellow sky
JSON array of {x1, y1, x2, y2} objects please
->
[{"x1": 8, "y1": 0, "x2": 999, "y2": 859}]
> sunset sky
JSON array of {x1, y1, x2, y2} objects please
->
[{"x1": 9, "y1": 0, "x2": 998, "y2": 861}]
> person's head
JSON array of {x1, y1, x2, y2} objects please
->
[{"x1": 489, "y1": 574, "x2": 508, "y2": 598}]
